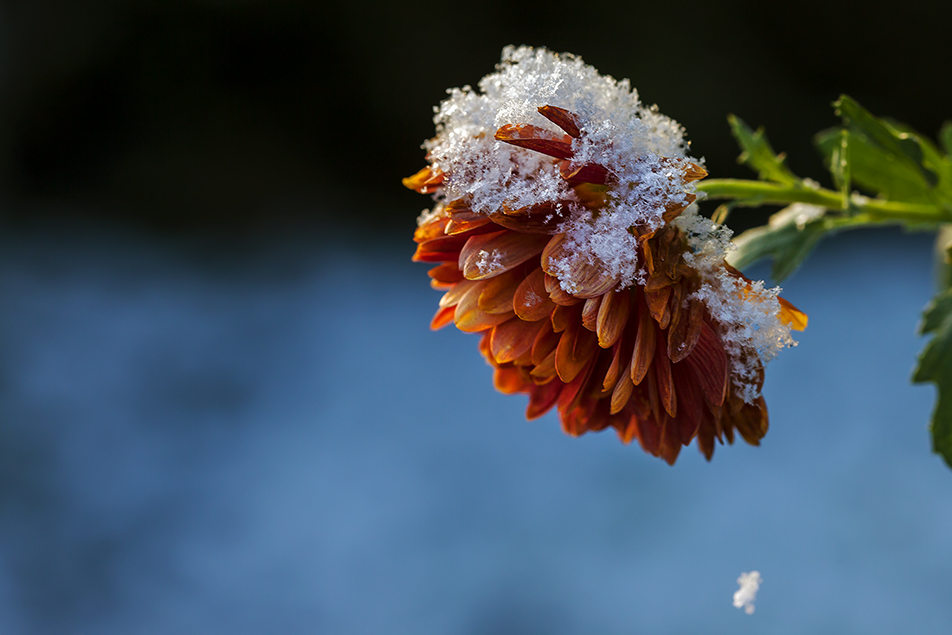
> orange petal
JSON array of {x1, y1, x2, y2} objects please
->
[
  {"x1": 491, "y1": 318, "x2": 547, "y2": 364},
  {"x1": 537, "y1": 105, "x2": 581, "y2": 138},
  {"x1": 413, "y1": 234, "x2": 469, "y2": 263},
  {"x1": 526, "y1": 379, "x2": 562, "y2": 419},
  {"x1": 555, "y1": 320, "x2": 598, "y2": 384},
  {"x1": 644, "y1": 286, "x2": 672, "y2": 327},
  {"x1": 479, "y1": 268, "x2": 525, "y2": 314},
  {"x1": 439, "y1": 279, "x2": 478, "y2": 308},
  {"x1": 596, "y1": 288, "x2": 630, "y2": 349},
  {"x1": 541, "y1": 234, "x2": 619, "y2": 299},
  {"x1": 667, "y1": 297, "x2": 703, "y2": 363},
  {"x1": 454, "y1": 282, "x2": 514, "y2": 332},
  {"x1": 559, "y1": 161, "x2": 609, "y2": 185},
  {"x1": 445, "y1": 211, "x2": 493, "y2": 235},
  {"x1": 682, "y1": 321, "x2": 728, "y2": 407},
  {"x1": 428, "y1": 263, "x2": 465, "y2": 286},
  {"x1": 550, "y1": 303, "x2": 579, "y2": 334},
  {"x1": 430, "y1": 306, "x2": 456, "y2": 330},
  {"x1": 630, "y1": 297, "x2": 656, "y2": 386},
  {"x1": 543, "y1": 272, "x2": 583, "y2": 306},
  {"x1": 459, "y1": 230, "x2": 549, "y2": 280},
  {"x1": 513, "y1": 267, "x2": 558, "y2": 321},
  {"x1": 654, "y1": 335, "x2": 677, "y2": 418},
  {"x1": 494, "y1": 124, "x2": 574, "y2": 160},
  {"x1": 413, "y1": 215, "x2": 449, "y2": 243},
  {"x1": 494, "y1": 365, "x2": 527, "y2": 394},
  {"x1": 403, "y1": 166, "x2": 444, "y2": 193},
  {"x1": 779, "y1": 296, "x2": 808, "y2": 331},
  {"x1": 602, "y1": 336, "x2": 630, "y2": 393},
  {"x1": 580, "y1": 296, "x2": 601, "y2": 332},
  {"x1": 610, "y1": 360, "x2": 634, "y2": 414},
  {"x1": 531, "y1": 319, "x2": 560, "y2": 366}
]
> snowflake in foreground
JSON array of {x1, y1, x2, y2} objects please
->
[{"x1": 733, "y1": 570, "x2": 762, "y2": 615}]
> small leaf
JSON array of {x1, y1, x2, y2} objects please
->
[
  {"x1": 829, "y1": 128, "x2": 850, "y2": 203},
  {"x1": 728, "y1": 203, "x2": 830, "y2": 282},
  {"x1": 912, "y1": 288, "x2": 952, "y2": 469},
  {"x1": 728, "y1": 114, "x2": 800, "y2": 186},
  {"x1": 816, "y1": 127, "x2": 936, "y2": 204},
  {"x1": 834, "y1": 95, "x2": 939, "y2": 188}
]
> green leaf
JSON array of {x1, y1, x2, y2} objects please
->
[
  {"x1": 834, "y1": 95, "x2": 939, "y2": 189},
  {"x1": 941, "y1": 121, "x2": 952, "y2": 156},
  {"x1": 728, "y1": 114, "x2": 800, "y2": 186},
  {"x1": 728, "y1": 203, "x2": 830, "y2": 282},
  {"x1": 816, "y1": 127, "x2": 937, "y2": 204},
  {"x1": 912, "y1": 288, "x2": 952, "y2": 469},
  {"x1": 829, "y1": 128, "x2": 850, "y2": 203}
]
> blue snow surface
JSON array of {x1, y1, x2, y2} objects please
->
[{"x1": 0, "y1": 217, "x2": 949, "y2": 635}]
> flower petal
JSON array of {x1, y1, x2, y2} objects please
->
[
  {"x1": 459, "y1": 230, "x2": 549, "y2": 280},
  {"x1": 596, "y1": 288, "x2": 630, "y2": 349},
  {"x1": 682, "y1": 321, "x2": 728, "y2": 407},
  {"x1": 667, "y1": 297, "x2": 704, "y2": 363},
  {"x1": 555, "y1": 319, "x2": 599, "y2": 383},
  {"x1": 491, "y1": 318, "x2": 547, "y2": 364},
  {"x1": 513, "y1": 267, "x2": 558, "y2": 321},
  {"x1": 630, "y1": 297, "x2": 656, "y2": 386},
  {"x1": 537, "y1": 105, "x2": 581, "y2": 138},
  {"x1": 543, "y1": 272, "x2": 583, "y2": 306},
  {"x1": 778, "y1": 296, "x2": 808, "y2": 331},
  {"x1": 479, "y1": 268, "x2": 525, "y2": 314},
  {"x1": 581, "y1": 296, "x2": 601, "y2": 332},
  {"x1": 494, "y1": 124, "x2": 574, "y2": 160},
  {"x1": 454, "y1": 282, "x2": 515, "y2": 332}
]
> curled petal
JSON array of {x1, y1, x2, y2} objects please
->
[
  {"x1": 544, "y1": 272, "x2": 583, "y2": 306},
  {"x1": 559, "y1": 161, "x2": 609, "y2": 186},
  {"x1": 531, "y1": 318, "x2": 560, "y2": 365},
  {"x1": 428, "y1": 263, "x2": 465, "y2": 286},
  {"x1": 403, "y1": 166, "x2": 444, "y2": 193},
  {"x1": 491, "y1": 318, "x2": 547, "y2": 364},
  {"x1": 495, "y1": 124, "x2": 574, "y2": 160},
  {"x1": 537, "y1": 105, "x2": 581, "y2": 138},
  {"x1": 541, "y1": 234, "x2": 619, "y2": 299},
  {"x1": 526, "y1": 379, "x2": 562, "y2": 419},
  {"x1": 682, "y1": 321, "x2": 728, "y2": 407},
  {"x1": 455, "y1": 282, "x2": 515, "y2": 332},
  {"x1": 445, "y1": 211, "x2": 493, "y2": 235},
  {"x1": 514, "y1": 267, "x2": 558, "y2": 321},
  {"x1": 580, "y1": 296, "x2": 601, "y2": 332},
  {"x1": 479, "y1": 268, "x2": 526, "y2": 314},
  {"x1": 779, "y1": 296, "x2": 808, "y2": 331},
  {"x1": 430, "y1": 306, "x2": 456, "y2": 330},
  {"x1": 630, "y1": 296, "x2": 656, "y2": 386},
  {"x1": 667, "y1": 297, "x2": 704, "y2": 363},
  {"x1": 653, "y1": 335, "x2": 677, "y2": 418},
  {"x1": 494, "y1": 365, "x2": 527, "y2": 394},
  {"x1": 459, "y1": 230, "x2": 549, "y2": 280},
  {"x1": 596, "y1": 288, "x2": 630, "y2": 349},
  {"x1": 413, "y1": 234, "x2": 469, "y2": 263},
  {"x1": 555, "y1": 320, "x2": 598, "y2": 383}
]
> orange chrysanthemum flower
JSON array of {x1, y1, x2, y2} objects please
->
[{"x1": 406, "y1": 47, "x2": 806, "y2": 463}]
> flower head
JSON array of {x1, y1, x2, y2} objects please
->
[{"x1": 407, "y1": 46, "x2": 806, "y2": 463}]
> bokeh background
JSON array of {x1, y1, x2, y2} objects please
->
[{"x1": 1, "y1": 1, "x2": 951, "y2": 633}]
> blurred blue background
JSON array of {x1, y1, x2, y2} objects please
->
[{"x1": 0, "y1": 1, "x2": 950, "y2": 633}]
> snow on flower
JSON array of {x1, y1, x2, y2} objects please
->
[{"x1": 407, "y1": 46, "x2": 806, "y2": 463}]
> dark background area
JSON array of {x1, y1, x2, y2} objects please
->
[{"x1": 0, "y1": 0, "x2": 949, "y2": 235}]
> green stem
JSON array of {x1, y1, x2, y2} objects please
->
[{"x1": 697, "y1": 179, "x2": 952, "y2": 223}]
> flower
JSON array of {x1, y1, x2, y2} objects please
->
[{"x1": 406, "y1": 46, "x2": 806, "y2": 463}]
